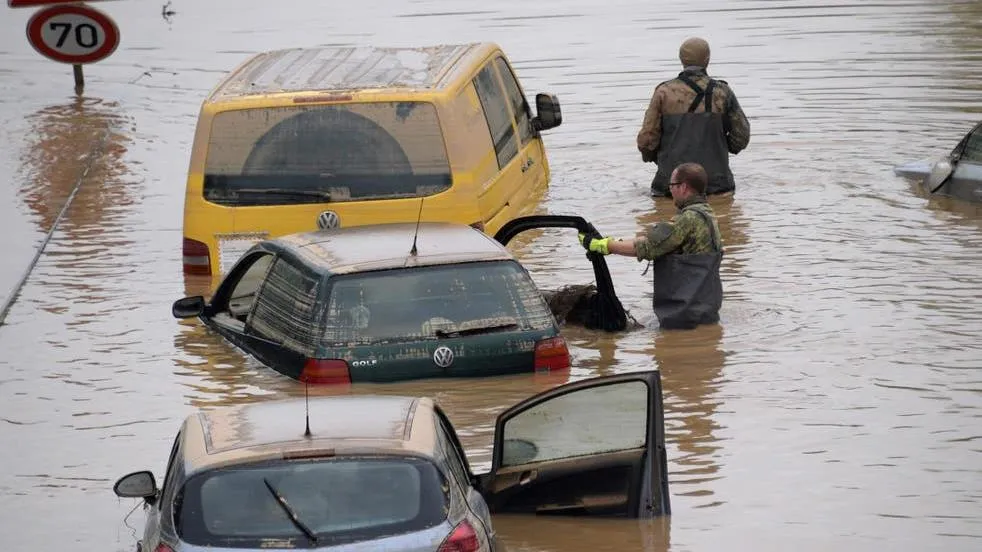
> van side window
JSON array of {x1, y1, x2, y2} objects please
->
[
  {"x1": 473, "y1": 63, "x2": 519, "y2": 169},
  {"x1": 494, "y1": 57, "x2": 533, "y2": 145},
  {"x1": 247, "y1": 257, "x2": 320, "y2": 355}
]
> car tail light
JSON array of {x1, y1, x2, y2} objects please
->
[
  {"x1": 469, "y1": 221, "x2": 485, "y2": 232},
  {"x1": 534, "y1": 336, "x2": 570, "y2": 372},
  {"x1": 182, "y1": 237, "x2": 211, "y2": 275},
  {"x1": 155, "y1": 544, "x2": 175, "y2": 552},
  {"x1": 437, "y1": 520, "x2": 480, "y2": 552},
  {"x1": 300, "y1": 358, "x2": 351, "y2": 385}
]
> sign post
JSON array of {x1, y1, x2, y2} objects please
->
[{"x1": 23, "y1": 3, "x2": 120, "y2": 94}]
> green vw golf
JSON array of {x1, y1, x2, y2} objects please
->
[{"x1": 173, "y1": 221, "x2": 574, "y2": 384}]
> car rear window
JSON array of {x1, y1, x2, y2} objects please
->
[
  {"x1": 175, "y1": 456, "x2": 447, "y2": 548},
  {"x1": 202, "y1": 102, "x2": 451, "y2": 206},
  {"x1": 321, "y1": 260, "x2": 555, "y2": 346}
]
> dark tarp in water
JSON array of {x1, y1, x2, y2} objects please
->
[
  {"x1": 494, "y1": 216, "x2": 629, "y2": 332},
  {"x1": 651, "y1": 210, "x2": 723, "y2": 329}
]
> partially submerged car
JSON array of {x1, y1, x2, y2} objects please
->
[
  {"x1": 114, "y1": 372, "x2": 670, "y2": 551},
  {"x1": 182, "y1": 42, "x2": 563, "y2": 277},
  {"x1": 174, "y1": 221, "x2": 573, "y2": 384},
  {"x1": 894, "y1": 120, "x2": 982, "y2": 202}
]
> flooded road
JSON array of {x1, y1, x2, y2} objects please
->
[{"x1": 1, "y1": 0, "x2": 981, "y2": 550}]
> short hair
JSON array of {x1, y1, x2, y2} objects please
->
[{"x1": 674, "y1": 163, "x2": 708, "y2": 194}]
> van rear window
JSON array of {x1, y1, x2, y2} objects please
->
[
  {"x1": 202, "y1": 102, "x2": 451, "y2": 206},
  {"x1": 176, "y1": 456, "x2": 447, "y2": 548}
]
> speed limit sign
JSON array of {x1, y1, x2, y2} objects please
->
[{"x1": 26, "y1": 3, "x2": 120, "y2": 64}]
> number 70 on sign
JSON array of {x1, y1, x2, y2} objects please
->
[{"x1": 26, "y1": 3, "x2": 121, "y2": 64}]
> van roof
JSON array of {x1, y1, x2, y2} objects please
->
[
  {"x1": 208, "y1": 43, "x2": 496, "y2": 101},
  {"x1": 269, "y1": 222, "x2": 516, "y2": 275}
]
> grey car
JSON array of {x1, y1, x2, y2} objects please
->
[
  {"x1": 113, "y1": 371, "x2": 670, "y2": 551},
  {"x1": 894, "y1": 120, "x2": 982, "y2": 202}
]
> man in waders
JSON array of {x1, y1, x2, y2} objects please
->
[
  {"x1": 637, "y1": 37, "x2": 751, "y2": 197},
  {"x1": 579, "y1": 162, "x2": 723, "y2": 329}
]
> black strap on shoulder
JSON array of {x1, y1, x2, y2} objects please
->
[
  {"x1": 704, "y1": 79, "x2": 717, "y2": 113},
  {"x1": 677, "y1": 73, "x2": 705, "y2": 113},
  {"x1": 677, "y1": 73, "x2": 718, "y2": 114},
  {"x1": 691, "y1": 208, "x2": 721, "y2": 252}
]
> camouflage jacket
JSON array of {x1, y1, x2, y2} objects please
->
[
  {"x1": 635, "y1": 196, "x2": 722, "y2": 261},
  {"x1": 636, "y1": 68, "x2": 751, "y2": 157}
]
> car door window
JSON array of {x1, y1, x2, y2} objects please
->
[
  {"x1": 499, "y1": 381, "x2": 648, "y2": 467},
  {"x1": 961, "y1": 125, "x2": 982, "y2": 163},
  {"x1": 435, "y1": 408, "x2": 472, "y2": 486},
  {"x1": 473, "y1": 63, "x2": 519, "y2": 169},
  {"x1": 247, "y1": 257, "x2": 321, "y2": 355},
  {"x1": 494, "y1": 57, "x2": 533, "y2": 146},
  {"x1": 158, "y1": 431, "x2": 182, "y2": 503},
  {"x1": 220, "y1": 253, "x2": 274, "y2": 322}
]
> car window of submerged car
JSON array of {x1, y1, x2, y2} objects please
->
[
  {"x1": 320, "y1": 261, "x2": 554, "y2": 345},
  {"x1": 175, "y1": 457, "x2": 447, "y2": 547}
]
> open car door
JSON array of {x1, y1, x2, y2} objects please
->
[
  {"x1": 477, "y1": 370, "x2": 670, "y2": 518},
  {"x1": 493, "y1": 215, "x2": 628, "y2": 332}
]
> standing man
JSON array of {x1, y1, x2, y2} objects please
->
[
  {"x1": 579, "y1": 163, "x2": 723, "y2": 329},
  {"x1": 637, "y1": 37, "x2": 751, "y2": 197}
]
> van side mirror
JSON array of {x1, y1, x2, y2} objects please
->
[
  {"x1": 114, "y1": 470, "x2": 158, "y2": 502},
  {"x1": 173, "y1": 296, "x2": 206, "y2": 319},
  {"x1": 532, "y1": 93, "x2": 562, "y2": 132}
]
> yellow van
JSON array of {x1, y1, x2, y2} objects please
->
[{"x1": 182, "y1": 42, "x2": 563, "y2": 276}]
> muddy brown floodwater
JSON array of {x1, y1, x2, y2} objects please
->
[{"x1": 1, "y1": 1, "x2": 981, "y2": 551}]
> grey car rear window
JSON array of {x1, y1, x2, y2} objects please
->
[
  {"x1": 175, "y1": 456, "x2": 447, "y2": 548},
  {"x1": 321, "y1": 260, "x2": 555, "y2": 346}
]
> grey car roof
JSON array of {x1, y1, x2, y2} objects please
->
[
  {"x1": 208, "y1": 43, "x2": 488, "y2": 101},
  {"x1": 180, "y1": 395, "x2": 440, "y2": 474},
  {"x1": 270, "y1": 222, "x2": 516, "y2": 275}
]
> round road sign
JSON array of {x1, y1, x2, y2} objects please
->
[{"x1": 26, "y1": 4, "x2": 120, "y2": 64}]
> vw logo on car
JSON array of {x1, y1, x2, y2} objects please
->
[
  {"x1": 317, "y1": 210, "x2": 340, "y2": 230},
  {"x1": 433, "y1": 346, "x2": 454, "y2": 368}
]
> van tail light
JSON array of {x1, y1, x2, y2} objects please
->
[
  {"x1": 155, "y1": 544, "x2": 176, "y2": 552},
  {"x1": 469, "y1": 221, "x2": 485, "y2": 232},
  {"x1": 534, "y1": 336, "x2": 570, "y2": 372},
  {"x1": 182, "y1": 238, "x2": 211, "y2": 275},
  {"x1": 437, "y1": 520, "x2": 480, "y2": 552},
  {"x1": 300, "y1": 358, "x2": 351, "y2": 385}
]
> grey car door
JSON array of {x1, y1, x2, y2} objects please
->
[
  {"x1": 948, "y1": 123, "x2": 982, "y2": 202},
  {"x1": 478, "y1": 371, "x2": 670, "y2": 518}
]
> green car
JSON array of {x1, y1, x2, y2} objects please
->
[{"x1": 173, "y1": 219, "x2": 595, "y2": 383}]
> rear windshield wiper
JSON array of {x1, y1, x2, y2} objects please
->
[
  {"x1": 263, "y1": 478, "x2": 318, "y2": 545},
  {"x1": 436, "y1": 323, "x2": 519, "y2": 338},
  {"x1": 221, "y1": 188, "x2": 332, "y2": 201}
]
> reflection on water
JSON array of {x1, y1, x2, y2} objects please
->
[
  {"x1": 1, "y1": 0, "x2": 982, "y2": 551},
  {"x1": 653, "y1": 325, "x2": 726, "y2": 508}
]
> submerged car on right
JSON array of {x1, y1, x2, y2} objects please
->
[{"x1": 894, "y1": 120, "x2": 982, "y2": 202}]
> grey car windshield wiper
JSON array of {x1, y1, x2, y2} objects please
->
[
  {"x1": 263, "y1": 478, "x2": 318, "y2": 544},
  {"x1": 436, "y1": 323, "x2": 519, "y2": 338},
  {"x1": 229, "y1": 188, "x2": 332, "y2": 200}
]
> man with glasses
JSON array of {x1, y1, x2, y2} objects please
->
[
  {"x1": 637, "y1": 37, "x2": 750, "y2": 197},
  {"x1": 578, "y1": 163, "x2": 723, "y2": 329}
]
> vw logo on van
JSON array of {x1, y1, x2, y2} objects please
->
[
  {"x1": 317, "y1": 210, "x2": 340, "y2": 230},
  {"x1": 433, "y1": 346, "x2": 454, "y2": 368}
]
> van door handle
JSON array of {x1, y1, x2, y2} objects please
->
[{"x1": 521, "y1": 157, "x2": 534, "y2": 172}]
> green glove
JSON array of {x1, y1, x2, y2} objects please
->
[{"x1": 577, "y1": 233, "x2": 611, "y2": 255}]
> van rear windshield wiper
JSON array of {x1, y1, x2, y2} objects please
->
[
  {"x1": 435, "y1": 323, "x2": 519, "y2": 338},
  {"x1": 263, "y1": 478, "x2": 318, "y2": 544},
  {"x1": 225, "y1": 188, "x2": 332, "y2": 201}
]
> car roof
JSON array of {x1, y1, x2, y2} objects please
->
[
  {"x1": 208, "y1": 42, "x2": 495, "y2": 101},
  {"x1": 181, "y1": 395, "x2": 441, "y2": 474},
  {"x1": 268, "y1": 222, "x2": 516, "y2": 275}
]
